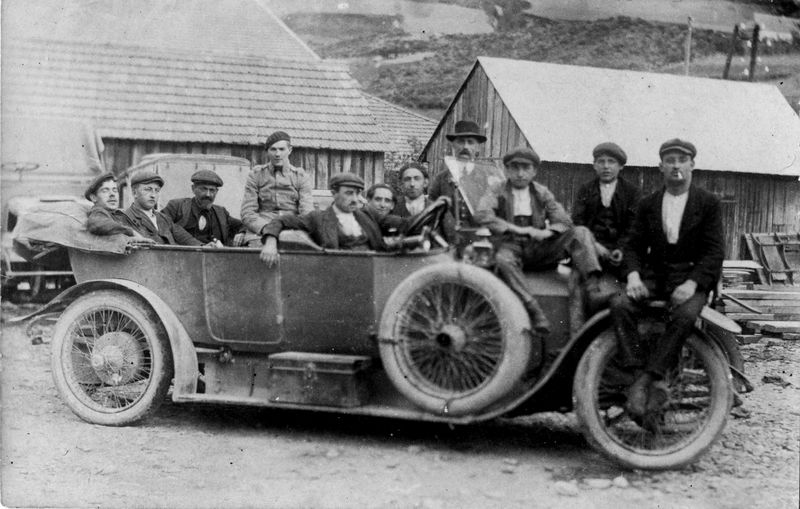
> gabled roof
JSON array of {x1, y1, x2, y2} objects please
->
[
  {"x1": 3, "y1": 0, "x2": 319, "y2": 61},
  {"x1": 437, "y1": 57, "x2": 800, "y2": 176},
  {"x1": 3, "y1": 38, "x2": 389, "y2": 152},
  {"x1": 363, "y1": 94, "x2": 438, "y2": 154}
]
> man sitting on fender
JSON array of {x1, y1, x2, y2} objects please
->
[
  {"x1": 476, "y1": 147, "x2": 607, "y2": 334},
  {"x1": 610, "y1": 139, "x2": 724, "y2": 418}
]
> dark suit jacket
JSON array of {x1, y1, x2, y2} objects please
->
[
  {"x1": 162, "y1": 198, "x2": 243, "y2": 245},
  {"x1": 572, "y1": 177, "x2": 641, "y2": 249},
  {"x1": 263, "y1": 207, "x2": 405, "y2": 250},
  {"x1": 622, "y1": 186, "x2": 724, "y2": 293},
  {"x1": 391, "y1": 195, "x2": 430, "y2": 218},
  {"x1": 391, "y1": 195, "x2": 455, "y2": 241},
  {"x1": 86, "y1": 204, "x2": 136, "y2": 236},
  {"x1": 475, "y1": 181, "x2": 572, "y2": 235},
  {"x1": 119, "y1": 204, "x2": 202, "y2": 246}
]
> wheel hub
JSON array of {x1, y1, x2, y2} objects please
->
[
  {"x1": 435, "y1": 324, "x2": 467, "y2": 352},
  {"x1": 90, "y1": 331, "x2": 143, "y2": 385}
]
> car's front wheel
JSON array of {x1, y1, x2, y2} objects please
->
[{"x1": 51, "y1": 290, "x2": 173, "y2": 426}]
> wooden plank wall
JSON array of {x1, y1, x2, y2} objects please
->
[
  {"x1": 420, "y1": 62, "x2": 800, "y2": 259},
  {"x1": 103, "y1": 139, "x2": 385, "y2": 191}
]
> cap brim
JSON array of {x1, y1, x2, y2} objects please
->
[
  {"x1": 660, "y1": 146, "x2": 694, "y2": 156},
  {"x1": 504, "y1": 156, "x2": 537, "y2": 165},
  {"x1": 446, "y1": 133, "x2": 487, "y2": 143}
]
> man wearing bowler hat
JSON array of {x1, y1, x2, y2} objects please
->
[
  {"x1": 610, "y1": 139, "x2": 724, "y2": 419},
  {"x1": 259, "y1": 173, "x2": 406, "y2": 266},
  {"x1": 85, "y1": 172, "x2": 138, "y2": 237},
  {"x1": 476, "y1": 146, "x2": 607, "y2": 333},
  {"x1": 572, "y1": 142, "x2": 641, "y2": 273},
  {"x1": 428, "y1": 119, "x2": 487, "y2": 226},
  {"x1": 162, "y1": 170, "x2": 244, "y2": 246},
  {"x1": 241, "y1": 131, "x2": 314, "y2": 246},
  {"x1": 118, "y1": 170, "x2": 204, "y2": 246}
]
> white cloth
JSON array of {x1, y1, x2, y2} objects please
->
[
  {"x1": 198, "y1": 215, "x2": 207, "y2": 231},
  {"x1": 599, "y1": 180, "x2": 618, "y2": 208},
  {"x1": 662, "y1": 191, "x2": 689, "y2": 244},
  {"x1": 333, "y1": 204, "x2": 363, "y2": 237},
  {"x1": 405, "y1": 195, "x2": 426, "y2": 215},
  {"x1": 144, "y1": 209, "x2": 159, "y2": 230},
  {"x1": 511, "y1": 187, "x2": 532, "y2": 216}
]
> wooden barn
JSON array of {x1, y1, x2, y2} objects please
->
[
  {"x1": 2, "y1": 0, "x2": 431, "y2": 190},
  {"x1": 420, "y1": 57, "x2": 800, "y2": 258}
]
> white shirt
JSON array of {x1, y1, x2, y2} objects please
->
[
  {"x1": 511, "y1": 187, "x2": 533, "y2": 217},
  {"x1": 143, "y1": 208, "x2": 159, "y2": 230},
  {"x1": 599, "y1": 180, "x2": 618, "y2": 208},
  {"x1": 333, "y1": 204, "x2": 363, "y2": 237},
  {"x1": 405, "y1": 195, "x2": 426, "y2": 215},
  {"x1": 662, "y1": 191, "x2": 689, "y2": 244}
]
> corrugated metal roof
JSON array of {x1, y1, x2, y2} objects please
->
[
  {"x1": 363, "y1": 94, "x2": 438, "y2": 154},
  {"x1": 3, "y1": 38, "x2": 389, "y2": 152},
  {"x1": 478, "y1": 57, "x2": 800, "y2": 176},
  {"x1": 3, "y1": 0, "x2": 319, "y2": 61}
]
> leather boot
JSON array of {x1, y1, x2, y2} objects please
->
[
  {"x1": 626, "y1": 372, "x2": 652, "y2": 418},
  {"x1": 524, "y1": 298, "x2": 551, "y2": 335},
  {"x1": 585, "y1": 273, "x2": 613, "y2": 312}
]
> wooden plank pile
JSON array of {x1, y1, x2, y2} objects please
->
[{"x1": 719, "y1": 288, "x2": 800, "y2": 343}]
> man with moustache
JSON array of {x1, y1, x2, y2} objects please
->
[
  {"x1": 572, "y1": 142, "x2": 641, "y2": 274},
  {"x1": 241, "y1": 131, "x2": 314, "y2": 246},
  {"x1": 260, "y1": 173, "x2": 405, "y2": 265},
  {"x1": 162, "y1": 170, "x2": 244, "y2": 246},
  {"x1": 610, "y1": 139, "x2": 724, "y2": 418},
  {"x1": 85, "y1": 173, "x2": 138, "y2": 237},
  {"x1": 118, "y1": 170, "x2": 204, "y2": 246}
]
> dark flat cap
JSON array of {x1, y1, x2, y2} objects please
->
[
  {"x1": 446, "y1": 120, "x2": 487, "y2": 143},
  {"x1": 398, "y1": 162, "x2": 428, "y2": 180},
  {"x1": 191, "y1": 169, "x2": 223, "y2": 187},
  {"x1": 329, "y1": 172, "x2": 365, "y2": 190},
  {"x1": 265, "y1": 130, "x2": 291, "y2": 149},
  {"x1": 84, "y1": 172, "x2": 116, "y2": 200},
  {"x1": 503, "y1": 146, "x2": 541, "y2": 166},
  {"x1": 130, "y1": 169, "x2": 165, "y2": 187},
  {"x1": 592, "y1": 142, "x2": 627, "y2": 165},
  {"x1": 659, "y1": 138, "x2": 697, "y2": 159}
]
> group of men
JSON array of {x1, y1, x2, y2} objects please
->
[{"x1": 84, "y1": 120, "x2": 723, "y2": 418}]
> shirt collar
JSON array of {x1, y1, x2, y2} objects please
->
[{"x1": 332, "y1": 204, "x2": 353, "y2": 217}]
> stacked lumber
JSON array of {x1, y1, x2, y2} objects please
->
[{"x1": 719, "y1": 288, "x2": 800, "y2": 342}]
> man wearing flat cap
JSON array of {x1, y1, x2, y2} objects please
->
[
  {"x1": 85, "y1": 172, "x2": 138, "y2": 237},
  {"x1": 162, "y1": 170, "x2": 244, "y2": 246},
  {"x1": 241, "y1": 131, "x2": 314, "y2": 246},
  {"x1": 610, "y1": 138, "x2": 724, "y2": 419},
  {"x1": 476, "y1": 146, "x2": 607, "y2": 333},
  {"x1": 428, "y1": 119, "x2": 487, "y2": 227},
  {"x1": 572, "y1": 142, "x2": 641, "y2": 272},
  {"x1": 118, "y1": 170, "x2": 204, "y2": 246},
  {"x1": 260, "y1": 173, "x2": 406, "y2": 266}
]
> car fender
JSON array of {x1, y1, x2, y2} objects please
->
[{"x1": 12, "y1": 279, "x2": 198, "y2": 397}]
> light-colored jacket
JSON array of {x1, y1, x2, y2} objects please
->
[
  {"x1": 240, "y1": 162, "x2": 314, "y2": 235},
  {"x1": 475, "y1": 181, "x2": 572, "y2": 235}
]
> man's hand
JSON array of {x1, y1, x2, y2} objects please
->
[
  {"x1": 513, "y1": 225, "x2": 554, "y2": 241},
  {"x1": 232, "y1": 232, "x2": 247, "y2": 247},
  {"x1": 202, "y1": 240, "x2": 223, "y2": 248},
  {"x1": 670, "y1": 279, "x2": 698, "y2": 306},
  {"x1": 259, "y1": 236, "x2": 279, "y2": 267},
  {"x1": 626, "y1": 271, "x2": 649, "y2": 301},
  {"x1": 594, "y1": 242, "x2": 611, "y2": 260}
]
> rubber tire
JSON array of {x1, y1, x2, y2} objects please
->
[
  {"x1": 573, "y1": 330, "x2": 733, "y2": 470},
  {"x1": 379, "y1": 262, "x2": 532, "y2": 416},
  {"x1": 51, "y1": 290, "x2": 173, "y2": 426}
]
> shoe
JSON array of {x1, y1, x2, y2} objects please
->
[
  {"x1": 626, "y1": 372, "x2": 652, "y2": 418},
  {"x1": 646, "y1": 380, "x2": 670, "y2": 414},
  {"x1": 524, "y1": 299, "x2": 551, "y2": 335},
  {"x1": 585, "y1": 274, "x2": 613, "y2": 311}
]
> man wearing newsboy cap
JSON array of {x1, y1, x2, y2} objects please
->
[
  {"x1": 476, "y1": 147, "x2": 607, "y2": 333},
  {"x1": 118, "y1": 170, "x2": 204, "y2": 246},
  {"x1": 610, "y1": 138, "x2": 724, "y2": 419},
  {"x1": 162, "y1": 169, "x2": 244, "y2": 246},
  {"x1": 572, "y1": 142, "x2": 641, "y2": 274},
  {"x1": 240, "y1": 131, "x2": 314, "y2": 246},
  {"x1": 259, "y1": 173, "x2": 407, "y2": 266}
]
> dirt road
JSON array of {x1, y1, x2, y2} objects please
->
[{"x1": 1, "y1": 304, "x2": 798, "y2": 508}]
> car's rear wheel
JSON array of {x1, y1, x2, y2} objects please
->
[
  {"x1": 573, "y1": 330, "x2": 732, "y2": 470},
  {"x1": 51, "y1": 290, "x2": 173, "y2": 426},
  {"x1": 379, "y1": 263, "x2": 532, "y2": 416}
]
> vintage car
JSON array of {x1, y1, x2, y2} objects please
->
[{"x1": 18, "y1": 160, "x2": 748, "y2": 471}]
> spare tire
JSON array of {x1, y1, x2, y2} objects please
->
[{"x1": 378, "y1": 262, "x2": 532, "y2": 416}]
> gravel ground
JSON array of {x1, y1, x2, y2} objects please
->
[{"x1": 1, "y1": 301, "x2": 798, "y2": 509}]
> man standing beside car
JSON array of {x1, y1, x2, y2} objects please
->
[
  {"x1": 610, "y1": 139, "x2": 724, "y2": 418},
  {"x1": 241, "y1": 131, "x2": 314, "y2": 246},
  {"x1": 572, "y1": 142, "x2": 641, "y2": 275},
  {"x1": 161, "y1": 170, "x2": 244, "y2": 246},
  {"x1": 85, "y1": 173, "x2": 138, "y2": 237}
]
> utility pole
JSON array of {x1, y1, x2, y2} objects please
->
[
  {"x1": 684, "y1": 16, "x2": 693, "y2": 76},
  {"x1": 723, "y1": 24, "x2": 740, "y2": 79},
  {"x1": 749, "y1": 23, "x2": 760, "y2": 82}
]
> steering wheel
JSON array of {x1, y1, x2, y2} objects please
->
[{"x1": 404, "y1": 196, "x2": 449, "y2": 237}]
